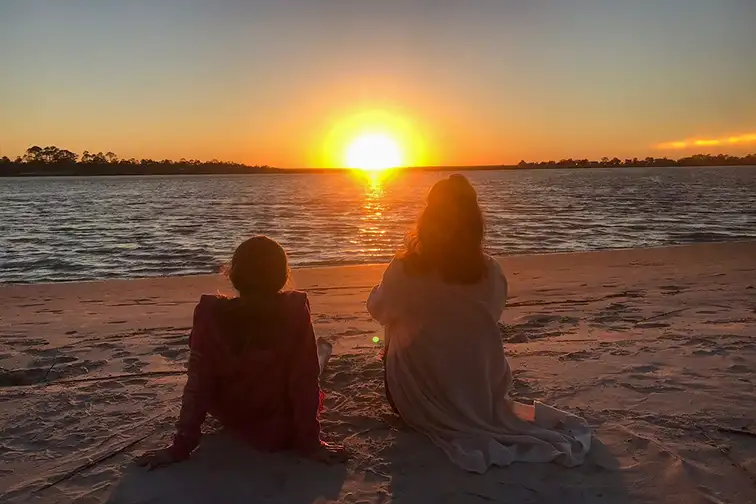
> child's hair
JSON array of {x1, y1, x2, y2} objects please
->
[
  {"x1": 219, "y1": 236, "x2": 290, "y2": 351},
  {"x1": 226, "y1": 236, "x2": 289, "y2": 298},
  {"x1": 398, "y1": 174, "x2": 486, "y2": 284}
]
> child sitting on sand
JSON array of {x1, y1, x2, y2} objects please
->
[
  {"x1": 367, "y1": 174, "x2": 591, "y2": 473},
  {"x1": 135, "y1": 236, "x2": 346, "y2": 469}
]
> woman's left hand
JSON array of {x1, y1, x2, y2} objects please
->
[{"x1": 134, "y1": 448, "x2": 181, "y2": 470}]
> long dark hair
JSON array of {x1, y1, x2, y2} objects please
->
[
  {"x1": 398, "y1": 174, "x2": 486, "y2": 284},
  {"x1": 218, "y1": 236, "x2": 290, "y2": 350}
]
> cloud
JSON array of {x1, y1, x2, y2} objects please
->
[{"x1": 656, "y1": 132, "x2": 756, "y2": 150}]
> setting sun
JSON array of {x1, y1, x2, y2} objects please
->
[
  {"x1": 345, "y1": 133, "x2": 402, "y2": 171},
  {"x1": 318, "y1": 108, "x2": 431, "y2": 169}
]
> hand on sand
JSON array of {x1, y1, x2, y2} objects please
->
[
  {"x1": 134, "y1": 448, "x2": 181, "y2": 470},
  {"x1": 306, "y1": 442, "x2": 348, "y2": 465}
]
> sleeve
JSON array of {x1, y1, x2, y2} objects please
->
[
  {"x1": 168, "y1": 298, "x2": 218, "y2": 460},
  {"x1": 489, "y1": 258, "x2": 509, "y2": 319},
  {"x1": 287, "y1": 294, "x2": 323, "y2": 455},
  {"x1": 367, "y1": 259, "x2": 404, "y2": 326}
]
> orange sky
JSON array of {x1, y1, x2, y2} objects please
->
[{"x1": 1, "y1": 2, "x2": 755, "y2": 167}]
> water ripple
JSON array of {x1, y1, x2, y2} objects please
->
[{"x1": 1, "y1": 166, "x2": 755, "y2": 283}]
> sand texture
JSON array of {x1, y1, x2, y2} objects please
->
[{"x1": 1, "y1": 242, "x2": 756, "y2": 503}]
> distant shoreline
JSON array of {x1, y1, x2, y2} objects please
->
[
  {"x1": 2, "y1": 162, "x2": 755, "y2": 178},
  {"x1": 3, "y1": 146, "x2": 754, "y2": 177}
]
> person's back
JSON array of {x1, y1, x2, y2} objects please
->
[
  {"x1": 369, "y1": 253, "x2": 512, "y2": 426},
  {"x1": 368, "y1": 175, "x2": 591, "y2": 473},
  {"x1": 174, "y1": 291, "x2": 322, "y2": 455},
  {"x1": 197, "y1": 293, "x2": 308, "y2": 435},
  {"x1": 135, "y1": 236, "x2": 345, "y2": 470}
]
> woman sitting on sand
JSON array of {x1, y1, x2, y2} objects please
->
[
  {"x1": 367, "y1": 174, "x2": 592, "y2": 473},
  {"x1": 135, "y1": 236, "x2": 346, "y2": 469}
]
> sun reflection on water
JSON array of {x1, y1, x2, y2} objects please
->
[{"x1": 348, "y1": 170, "x2": 395, "y2": 259}]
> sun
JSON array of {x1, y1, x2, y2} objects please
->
[{"x1": 345, "y1": 133, "x2": 403, "y2": 171}]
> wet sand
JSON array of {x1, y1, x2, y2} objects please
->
[{"x1": 1, "y1": 242, "x2": 756, "y2": 503}]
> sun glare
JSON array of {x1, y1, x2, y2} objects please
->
[
  {"x1": 319, "y1": 109, "x2": 430, "y2": 169},
  {"x1": 345, "y1": 133, "x2": 402, "y2": 171}
]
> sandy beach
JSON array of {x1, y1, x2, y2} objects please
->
[{"x1": 1, "y1": 241, "x2": 756, "y2": 503}]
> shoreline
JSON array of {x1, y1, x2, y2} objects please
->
[
  {"x1": 4, "y1": 239, "x2": 755, "y2": 287},
  {"x1": 2, "y1": 163, "x2": 755, "y2": 178},
  {"x1": 2, "y1": 242, "x2": 756, "y2": 503}
]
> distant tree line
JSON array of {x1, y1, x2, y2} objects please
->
[
  {"x1": 1, "y1": 145, "x2": 755, "y2": 177},
  {"x1": 515, "y1": 153, "x2": 756, "y2": 169},
  {"x1": 0, "y1": 145, "x2": 282, "y2": 176}
]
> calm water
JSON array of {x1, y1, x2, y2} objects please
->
[{"x1": 1, "y1": 167, "x2": 755, "y2": 284}]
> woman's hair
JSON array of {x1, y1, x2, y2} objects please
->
[
  {"x1": 219, "y1": 236, "x2": 290, "y2": 351},
  {"x1": 398, "y1": 174, "x2": 486, "y2": 284}
]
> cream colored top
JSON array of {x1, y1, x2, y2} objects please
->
[{"x1": 367, "y1": 256, "x2": 591, "y2": 473}]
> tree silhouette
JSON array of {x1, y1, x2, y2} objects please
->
[
  {"x1": 22, "y1": 146, "x2": 43, "y2": 163},
  {"x1": 2, "y1": 144, "x2": 755, "y2": 177}
]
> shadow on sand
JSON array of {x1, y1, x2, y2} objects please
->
[
  {"x1": 382, "y1": 426, "x2": 634, "y2": 504},
  {"x1": 106, "y1": 432, "x2": 346, "y2": 504}
]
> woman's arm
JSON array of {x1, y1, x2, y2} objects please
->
[
  {"x1": 367, "y1": 259, "x2": 404, "y2": 325},
  {"x1": 287, "y1": 294, "x2": 324, "y2": 455},
  {"x1": 489, "y1": 258, "x2": 508, "y2": 319}
]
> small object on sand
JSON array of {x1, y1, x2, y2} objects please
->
[
  {"x1": 317, "y1": 337, "x2": 333, "y2": 374},
  {"x1": 42, "y1": 360, "x2": 58, "y2": 382}
]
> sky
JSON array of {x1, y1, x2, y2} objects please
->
[{"x1": 1, "y1": 0, "x2": 755, "y2": 168}]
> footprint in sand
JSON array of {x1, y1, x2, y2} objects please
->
[
  {"x1": 509, "y1": 372, "x2": 544, "y2": 400},
  {"x1": 83, "y1": 380, "x2": 124, "y2": 391},
  {"x1": 726, "y1": 364, "x2": 750, "y2": 374},
  {"x1": 155, "y1": 346, "x2": 187, "y2": 360},
  {"x1": 31, "y1": 355, "x2": 78, "y2": 367},
  {"x1": 124, "y1": 378, "x2": 149, "y2": 385},
  {"x1": 122, "y1": 357, "x2": 146, "y2": 372},
  {"x1": 619, "y1": 381, "x2": 685, "y2": 393},
  {"x1": 4, "y1": 338, "x2": 49, "y2": 348},
  {"x1": 660, "y1": 285, "x2": 685, "y2": 294},
  {"x1": 692, "y1": 347, "x2": 727, "y2": 356},
  {"x1": 505, "y1": 314, "x2": 580, "y2": 342},
  {"x1": 1, "y1": 359, "x2": 105, "y2": 386},
  {"x1": 624, "y1": 364, "x2": 659, "y2": 374},
  {"x1": 559, "y1": 350, "x2": 599, "y2": 362},
  {"x1": 315, "y1": 314, "x2": 359, "y2": 323},
  {"x1": 336, "y1": 328, "x2": 374, "y2": 337},
  {"x1": 94, "y1": 341, "x2": 120, "y2": 350},
  {"x1": 635, "y1": 322, "x2": 671, "y2": 329}
]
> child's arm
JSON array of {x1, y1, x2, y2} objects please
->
[
  {"x1": 287, "y1": 294, "x2": 324, "y2": 456},
  {"x1": 168, "y1": 299, "x2": 217, "y2": 460},
  {"x1": 134, "y1": 299, "x2": 217, "y2": 469}
]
